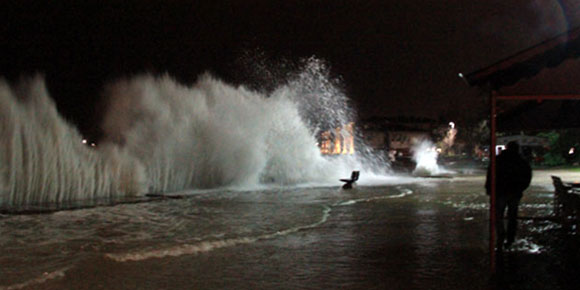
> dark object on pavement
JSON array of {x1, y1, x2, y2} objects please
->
[
  {"x1": 145, "y1": 193, "x2": 184, "y2": 199},
  {"x1": 340, "y1": 171, "x2": 360, "y2": 189}
]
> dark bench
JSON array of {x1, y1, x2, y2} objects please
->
[
  {"x1": 340, "y1": 171, "x2": 360, "y2": 189},
  {"x1": 551, "y1": 175, "x2": 580, "y2": 226}
]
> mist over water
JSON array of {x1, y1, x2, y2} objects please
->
[{"x1": 0, "y1": 59, "x2": 386, "y2": 209}]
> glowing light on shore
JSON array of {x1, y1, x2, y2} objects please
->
[
  {"x1": 320, "y1": 122, "x2": 355, "y2": 155},
  {"x1": 444, "y1": 122, "x2": 457, "y2": 149}
]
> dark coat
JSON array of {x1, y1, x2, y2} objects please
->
[{"x1": 485, "y1": 150, "x2": 532, "y2": 198}]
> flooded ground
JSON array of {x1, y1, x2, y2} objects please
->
[{"x1": 1, "y1": 168, "x2": 578, "y2": 289}]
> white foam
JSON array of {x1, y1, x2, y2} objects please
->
[
  {"x1": 0, "y1": 268, "x2": 67, "y2": 290},
  {"x1": 510, "y1": 238, "x2": 543, "y2": 254},
  {"x1": 105, "y1": 236, "x2": 258, "y2": 262},
  {"x1": 336, "y1": 187, "x2": 413, "y2": 206},
  {"x1": 106, "y1": 205, "x2": 332, "y2": 262}
]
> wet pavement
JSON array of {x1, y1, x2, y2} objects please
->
[{"x1": 1, "y1": 169, "x2": 579, "y2": 290}]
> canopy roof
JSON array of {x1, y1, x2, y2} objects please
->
[
  {"x1": 460, "y1": 26, "x2": 580, "y2": 131},
  {"x1": 460, "y1": 27, "x2": 580, "y2": 90}
]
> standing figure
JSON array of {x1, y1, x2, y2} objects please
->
[{"x1": 485, "y1": 141, "x2": 532, "y2": 250}]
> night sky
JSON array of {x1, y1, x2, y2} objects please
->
[{"x1": 2, "y1": 0, "x2": 580, "y2": 137}]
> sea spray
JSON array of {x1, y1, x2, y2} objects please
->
[
  {"x1": 1, "y1": 59, "x2": 383, "y2": 208},
  {"x1": 282, "y1": 57, "x2": 353, "y2": 137},
  {"x1": 100, "y1": 73, "x2": 336, "y2": 191},
  {"x1": 280, "y1": 58, "x2": 388, "y2": 175},
  {"x1": 0, "y1": 76, "x2": 144, "y2": 208},
  {"x1": 411, "y1": 140, "x2": 440, "y2": 176}
]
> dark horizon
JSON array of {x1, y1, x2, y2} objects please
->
[{"x1": 2, "y1": 0, "x2": 580, "y2": 139}]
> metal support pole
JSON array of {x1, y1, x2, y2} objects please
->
[{"x1": 490, "y1": 90, "x2": 497, "y2": 272}]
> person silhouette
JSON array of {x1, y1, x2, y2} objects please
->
[{"x1": 485, "y1": 141, "x2": 532, "y2": 250}]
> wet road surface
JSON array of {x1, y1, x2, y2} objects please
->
[{"x1": 1, "y1": 169, "x2": 579, "y2": 289}]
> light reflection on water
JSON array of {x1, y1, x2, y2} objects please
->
[{"x1": 0, "y1": 174, "x2": 573, "y2": 290}]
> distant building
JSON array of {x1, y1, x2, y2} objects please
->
[
  {"x1": 359, "y1": 116, "x2": 438, "y2": 158},
  {"x1": 317, "y1": 117, "x2": 460, "y2": 160}
]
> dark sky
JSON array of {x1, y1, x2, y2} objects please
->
[{"x1": 2, "y1": 0, "x2": 580, "y2": 137}]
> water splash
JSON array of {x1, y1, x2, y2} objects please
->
[
  {"x1": 0, "y1": 58, "x2": 385, "y2": 209},
  {"x1": 100, "y1": 72, "x2": 339, "y2": 192},
  {"x1": 411, "y1": 140, "x2": 441, "y2": 176},
  {"x1": 0, "y1": 76, "x2": 144, "y2": 208}
]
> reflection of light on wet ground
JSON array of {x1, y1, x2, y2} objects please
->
[
  {"x1": 509, "y1": 238, "x2": 543, "y2": 254},
  {"x1": 520, "y1": 204, "x2": 551, "y2": 209},
  {"x1": 529, "y1": 222, "x2": 560, "y2": 233},
  {"x1": 445, "y1": 201, "x2": 488, "y2": 210}
]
